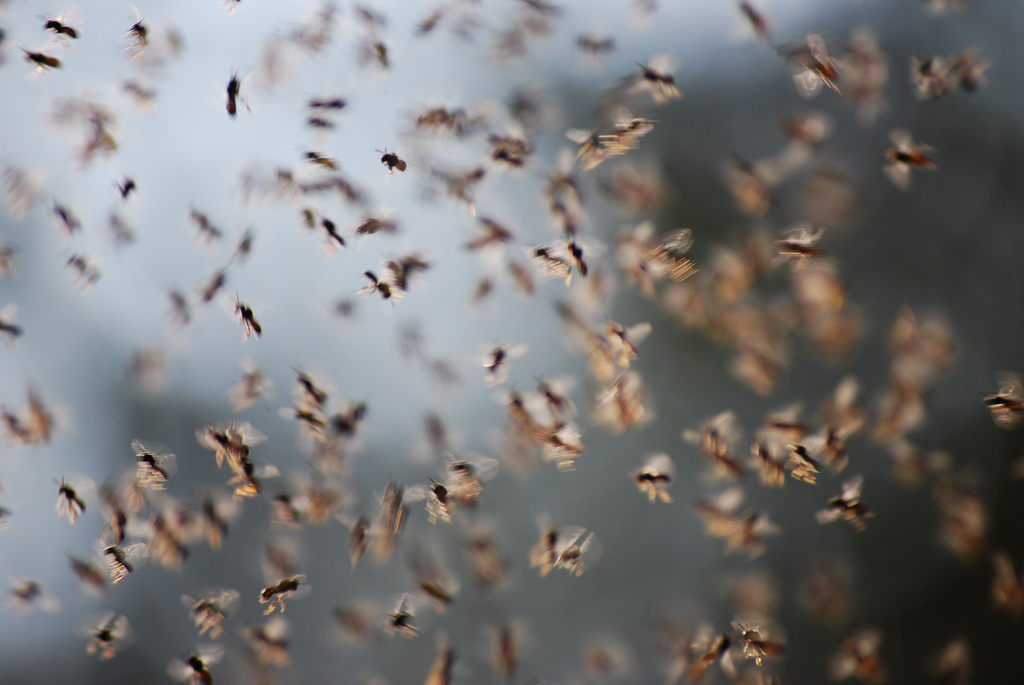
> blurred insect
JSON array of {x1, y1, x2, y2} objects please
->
[
  {"x1": 82, "y1": 612, "x2": 131, "y2": 660},
  {"x1": 934, "y1": 475, "x2": 986, "y2": 561},
  {"x1": 528, "y1": 244, "x2": 573, "y2": 284},
  {"x1": 495, "y1": 623, "x2": 519, "y2": 681},
  {"x1": 784, "y1": 33, "x2": 841, "y2": 98},
  {"x1": 168, "y1": 645, "x2": 224, "y2": 685},
  {"x1": 410, "y1": 547, "x2": 459, "y2": 612},
  {"x1": 732, "y1": 620, "x2": 785, "y2": 666},
  {"x1": 220, "y1": 0, "x2": 241, "y2": 17},
  {"x1": 260, "y1": 575, "x2": 306, "y2": 614},
  {"x1": 309, "y1": 95, "x2": 347, "y2": 110},
  {"x1": 378, "y1": 148, "x2": 406, "y2": 173},
  {"x1": 774, "y1": 224, "x2": 826, "y2": 261},
  {"x1": 385, "y1": 254, "x2": 430, "y2": 293},
  {"x1": 484, "y1": 343, "x2": 527, "y2": 386},
  {"x1": 69, "y1": 556, "x2": 108, "y2": 595},
  {"x1": 227, "y1": 359, "x2": 271, "y2": 411},
  {"x1": 568, "y1": 113, "x2": 655, "y2": 171},
  {"x1": 697, "y1": 488, "x2": 780, "y2": 558},
  {"x1": 991, "y1": 551, "x2": 1024, "y2": 617},
  {"x1": 373, "y1": 478, "x2": 407, "y2": 562},
  {"x1": 883, "y1": 129, "x2": 935, "y2": 190},
  {"x1": 132, "y1": 440, "x2": 176, "y2": 490},
  {"x1": 226, "y1": 71, "x2": 249, "y2": 117},
  {"x1": 234, "y1": 297, "x2": 262, "y2": 341},
  {"x1": 949, "y1": 48, "x2": 990, "y2": 93},
  {"x1": 684, "y1": 411, "x2": 745, "y2": 479},
  {"x1": 51, "y1": 201, "x2": 81, "y2": 242},
  {"x1": 468, "y1": 527, "x2": 509, "y2": 588},
  {"x1": 66, "y1": 254, "x2": 102, "y2": 292},
  {"x1": 593, "y1": 370, "x2": 649, "y2": 434},
  {"x1": 529, "y1": 522, "x2": 598, "y2": 577},
  {"x1": 146, "y1": 511, "x2": 190, "y2": 569},
  {"x1": 123, "y1": 18, "x2": 148, "y2": 58},
  {"x1": 984, "y1": 373, "x2": 1024, "y2": 429},
  {"x1": 0, "y1": 243, "x2": 16, "y2": 279},
  {"x1": 683, "y1": 627, "x2": 736, "y2": 683},
  {"x1": 189, "y1": 208, "x2": 222, "y2": 244},
  {"x1": 355, "y1": 216, "x2": 397, "y2": 236},
  {"x1": 22, "y1": 48, "x2": 60, "y2": 69},
  {"x1": 636, "y1": 54, "x2": 682, "y2": 104},
  {"x1": 103, "y1": 542, "x2": 147, "y2": 583},
  {"x1": 0, "y1": 304, "x2": 21, "y2": 345},
  {"x1": 929, "y1": 637, "x2": 971, "y2": 685},
  {"x1": 196, "y1": 420, "x2": 267, "y2": 472},
  {"x1": 44, "y1": 18, "x2": 79, "y2": 39},
  {"x1": 577, "y1": 33, "x2": 614, "y2": 56},
  {"x1": 385, "y1": 594, "x2": 418, "y2": 638},
  {"x1": 489, "y1": 134, "x2": 534, "y2": 167},
  {"x1": 57, "y1": 476, "x2": 88, "y2": 523},
  {"x1": 246, "y1": 616, "x2": 289, "y2": 666},
  {"x1": 829, "y1": 629, "x2": 887, "y2": 683},
  {"x1": 632, "y1": 453, "x2": 675, "y2": 503},
  {"x1": 4, "y1": 578, "x2": 59, "y2": 612},
  {"x1": 424, "y1": 638, "x2": 455, "y2": 685},
  {"x1": 738, "y1": 1, "x2": 770, "y2": 44},
  {"x1": 785, "y1": 442, "x2": 821, "y2": 484},
  {"x1": 182, "y1": 588, "x2": 240, "y2": 639},
  {"x1": 818, "y1": 476, "x2": 874, "y2": 531},
  {"x1": 118, "y1": 176, "x2": 137, "y2": 200},
  {"x1": 358, "y1": 271, "x2": 397, "y2": 302}
]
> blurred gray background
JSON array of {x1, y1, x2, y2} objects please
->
[{"x1": 1, "y1": 0, "x2": 1023, "y2": 683}]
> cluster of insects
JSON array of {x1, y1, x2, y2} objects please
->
[{"x1": 0, "y1": 1, "x2": 1018, "y2": 684}]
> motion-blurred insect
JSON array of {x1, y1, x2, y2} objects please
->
[
  {"x1": 738, "y1": 1, "x2": 770, "y2": 44},
  {"x1": 483, "y1": 343, "x2": 527, "y2": 386},
  {"x1": 529, "y1": 522, "x2": 599, "y2": 577},
  {"x1": 168, "y1": 645, "x2": 224, "y2": 685},
  {"x1": 829, "y1": 629, "x2": 887, "y2": 683},
  {"x1": 103, "y1": 542, "x2": 147, "y2": 584},
  {"x1": 576, "y1": 33, "x2": 614, "y2": 56},
  {"x1": 636, "y1": 54, "x2": 683, "y2": 104},
  {"x1": 385, "y1": 594, "x2": 418, "y2": 638},
  {"x1": 123, "y1": 18, "x2": 148, "y2": 58},
  {"x1": 118, "y1": 176, "x2": 137, "y2": 200},
  {"x1": 684, "y1": 411, "x2": 745, "y2": 479},
  {"x1": 22, "y1": 48, "x2": 60, "y2": 69},
  {"x1": 69, "y1": 556, "x2": 108, "y2": 596},
  {"x1": 424, "y1": 638, "x2": 455, "y2": 685},
  {"x1": 132, "y1": 440, "x2": 176, "y2": 490},
  {"x1": 183, "y1": 588, "x2": 241, "y2": 639},
  {"x1": 226, "y1": 72, "x2": 242, "y2": 117},
  {"x1": 991, "y1": 551, "x2": 1024, "y2": 617},
  {"x1": 234, "y1": 297, "x2": 262, "y2": 341},
  {"x1": 260, "y1": 575, "x2": 306, "y2": 614},
  {"x1": 984, "y1": 373, "x2": 1024, "y2": 429},
  {"x1": 784, "y1": 33, "x2": 841, "y2": 98},
  {"x1": 0, "y1": 304, "x2": 21, "y2": 345},
  {"x1": 246, "y1": 616, "x2": 290, "y2": 666},
  {"x1": 82, "y1": 613, "x2": 131, "y2": 660},
  {"x1": 378, "y1": 149, "x2": 406, "y2": 174},
  {"x1": 774, "y1": 224, "x2": 826, "y2": 261},
  {"x1": 817, "y1": 476, "x2": 874, "y2": 530},
  {"x1": 57, "y1": 476, "x2": 88, "y2": 523},
  {"x1": 4, "y1": 578, "x2": 59, "y2": 612},
  {"x1": 632, "y1": 453, "x2": 675, "y2": 503},
  {"x1": 883, "y1": 129, "x2": 935, "y2": 190},
  {"x1": 44, "y1": 18, "x2": 79, "y2": 39}
]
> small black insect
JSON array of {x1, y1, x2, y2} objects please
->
[{"x1": 378, "y1": 149, "x2": 407, "y2": 174}]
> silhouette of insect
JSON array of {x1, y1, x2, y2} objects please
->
[{"x1": 378, "y1": 149, "x2": 407, "y2": 173}]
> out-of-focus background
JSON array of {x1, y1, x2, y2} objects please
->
[{"x1": 1, "y1": 0, "x2": 1024, "y2": 683}]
